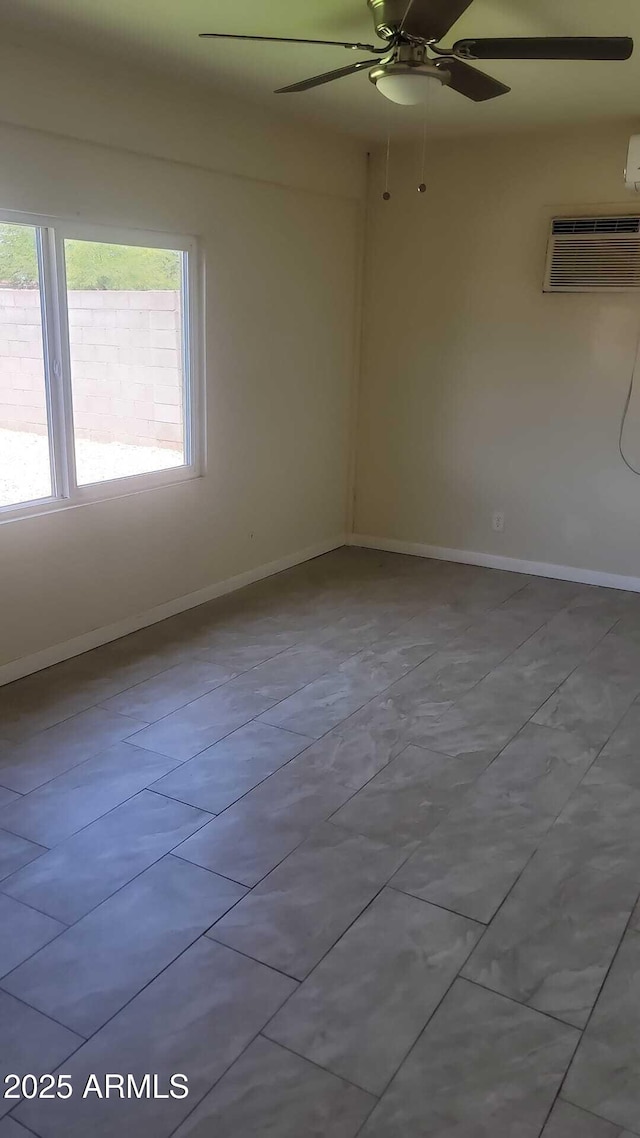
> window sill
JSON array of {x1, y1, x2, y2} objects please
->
[{"x1": 0, "y1": 464, "x2": 202, "y2": 525}]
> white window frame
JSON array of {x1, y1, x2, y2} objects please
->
[{"x1": 0, "y1": 211, "x2": 204, "y2": 524}]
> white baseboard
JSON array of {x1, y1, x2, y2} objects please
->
[
  {"x1": 7, "y1": 530, "x2": 637, "y2": 688},
  {"x1": 1, "y1": 535, "x2": 346, "y2": 687},
  {"x1": 349, "y1": 533, "x2": 640, "y2": 594}
]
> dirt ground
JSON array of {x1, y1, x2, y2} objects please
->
[{"x1": 0, "y1": 428, "x2": 183, "y2": 507}]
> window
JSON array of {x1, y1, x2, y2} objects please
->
[
  {"x1": 0, "y1": 223, "x2": 52, "y2": 507},
  {"x1": 0, "y1": 214, "x2": 202, "y2": 519}
]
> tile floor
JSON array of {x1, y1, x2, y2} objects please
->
[{"x1": 1, "y1": 548, "x2": 640, "y2": 1135}]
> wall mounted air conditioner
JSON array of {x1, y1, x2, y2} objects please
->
[{"x1": 544, "y1": 215, "x2": 640, "y2": 293}]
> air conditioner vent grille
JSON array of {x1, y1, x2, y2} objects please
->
[
  {"x1": 552, "y1": 216, "x2": 640, "y2": 235},
  {"x1": 545, "y1": 215, "x2": 640, "y2": 292}
]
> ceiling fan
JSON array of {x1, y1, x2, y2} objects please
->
[{"x1": 200, "y1": 0, "x2": 633, "y2": 106}]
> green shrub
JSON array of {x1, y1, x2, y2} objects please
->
[{"x1": 0, "y1": 224, "x2": 181, "y2": 290}]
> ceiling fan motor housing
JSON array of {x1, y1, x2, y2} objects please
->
[
  {"x1": 369, "y1": 42, "x2": 448, "y2": 83},
  {"x1": 367, "y1": 0, "x2": 412, "y2": 40}
]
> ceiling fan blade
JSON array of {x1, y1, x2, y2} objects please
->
[
  {"x1": 436, "y1": 57, "x2": 510, "y2": 101},
  {"x1": 275, "y1": 59, "x2": 380, "y2": 93},
  {"x1": 452, "y1": 36, "x2": 634, "y2": 60},
  {"x1": 199, "y1": 33, "x2": 385, "y2": 52},
  {"x1": 401, "y1": 0, "x2": 475, "y2": 41}
]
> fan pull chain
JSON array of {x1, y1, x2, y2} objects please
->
[
  {"x1": 383, "y1": 103, "x2": 392, "y2": 201},
  {"x1": 418, "y1": 91, "x2": 428, "y2": 194}
]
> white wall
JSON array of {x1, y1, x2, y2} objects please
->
[
  {"x1": 0, "y1": 33, "x2": 365, "y2": 672},
  {"x1": 0, "y1": 26, "x2": 363, "y2": 199},
  {"x1": 355, "y1": 122, "x2": 640, "y2": 580}
]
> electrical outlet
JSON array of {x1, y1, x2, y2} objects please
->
[{"x1": 492, "y1": 511, "x2": 505, "y2": 533}]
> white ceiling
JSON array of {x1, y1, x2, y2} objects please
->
[{"x1": 4, "y1": 0, "x2": 640, "y2": 140}]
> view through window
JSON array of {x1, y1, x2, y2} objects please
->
[
  {"x1": 65, "y1": 239, "x2": 186, "y2": 486},
  {"x1": 0, "y1": 224, "x2": 53, "y2": 507},
  {"x1": 0, "y1": 219, "x2": 197, "y2": 513}
]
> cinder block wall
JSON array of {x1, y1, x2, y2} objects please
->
[{"x1": 0, "y1": 289, "x2": 183, "y2": 449}]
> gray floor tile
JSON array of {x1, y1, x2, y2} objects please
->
[
  {"x1": 564, "y1": 930, "x2": 640, "y2": 1132},
  {"x1": 303, "y1": 621, "x2": 392, "y2": 659},
  {"x1": 306, "y1": 610, "x2": 416, "y2": 656},
  {"x1": 494, "y1": 577, "x2": 582, "y2": 620},
  {"x1": 2, "y1": 855, "x2": 246, "y2": 1036},
  {"x1": 0, "y1": 742, "x2": 180, "y2": 846},
  {"x1": 175, "y1": 766, "x2": 354, "y2": 886},
  {"x1": 0, "y1": 990, "x2": 82, "y2": 1119},
  {"x1": 222, "y1": 642, "x2": 353, "y2": 702},
  {"x1": 4, "y1": 551, "x2": 640, "y2": 1138},
  {"x1": 98, "y1": 658, "x2": 237, "y2": 722},
  {"x1": 0, "y1": 708, "x2": 144, "y2": 793},
  {"x1": 266, "y1": 888, "x2": 482, "y2": 1094},
  {"x1": 544, "y1": 768, "x2": 640, "y2": 881},
  {"x1": 342, "y1": 639, "x2": 447, "y2": 687},
  {"x1": 128, "y1": 682, "x2": 276, "y2": 760},
  {"x1": 382, "y1": 603, "x2": 563, "y2": 715},
  {"x1": 534, "y1": 673, "x2": 639, "y2": 748},
  {"x1": 474, "y1": 721, "x2": 596, "y2": 808},
  {"x1": 541, "y1": 1100, "x2": 627, "y2": 1136},
  {"x1": 0, "y1": 895, "x2": 64, "y2": 978},
  {"x1": 152, "y1": 722, "x2": 312, "y2": 813},
  {"x1": 593, "y1": 703, "x2": 640, "y2": 790},
  {"x1": 0, "y1": 830, "x2": 46, "y2": 884},
  {"x1": 257, "y1": 638, "x2": 433, "y2": 741},
  {"x1": 0, "y1": 657, "x2": 138, "y2": 744},
  {"x1": 463, "y1": 597, "x2": 564, "y2": 641},
  {"x1": 15, "y1": 938, "x2": 295, "y2": 1138},
  {"x1": 62, "y1": 634, "x2": 219, "y2": 705},
  {"x1": 434, "y1": 568, "x2": 527, "y2": 616},
  {"x1": 586, "y1": 629, "x2": 640, "y2": 683},
  {"x1": 0, "y1": 1117, "x2": 35, "y2": 1137},
  {"x1": 210, "y1": 823, "x2": 406, "y2": 979},
  {"x1": 388, "y1": 639, "x2": 516, "y2": 706},
  {"x1": 334, "y1": 688, "x2": 454, "y2": 763},
  {"x1": 360, "y1": 623, "x2": 446, "y2": 662},
  {"x1": 377, "y1": 604, "x2": 473, "y2": 646},
  {"x1": 565, "y1": 587, "x2": 632, "y2": 620},
  {"x1": 463, "y1": 849, "x2": 637, "y2": 1026},
  {"x1": 1, "y1": 790, "x2": 210, "y2": 923},
  {"x1": 259, "y1": 672, "x2": 386, "y2": 740},
  {"x1": 391, "y1": 806, "x2": 538, "y2": 924},
  {"x1": 484, "y1": 605, "x2": 619, "y2": 703},
  {"x1": 392, "y1": 723, "x2": 594, "y2": 922},
  {"x1": 475, "y1": 657, "x2": 579, "y2": 717},
  {"x1": 280, "y1": 721, "x2": 406, "y2": 791},
  {"x1": 191, "y1": 629, "x2": 298, "y2": 670},
  {"x1": 302, "y1": 623, "x2": 389, "y2": 660},
  {"x1": 361, "y1": 979, "x2": 579, "y2": 1137},
  {"x1": 533, "y1": 634, "x2": 640, "y2": 747},
  {"x1": 171, "y1": 1036, "x2": 375, "y2": 1138},
  {"x1": 611, "y1": 608, "x2": 640, "y2": 642},
  {"x1": 330, "y1": 744, "x2": 487, "y2": 847},
  {"x1": 406, "y1": 679, "x2": 538, "y2": 764}
]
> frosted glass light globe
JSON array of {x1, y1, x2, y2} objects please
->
[{"x1": 375, "y1": 69, "x2": 445, "y2": 105}]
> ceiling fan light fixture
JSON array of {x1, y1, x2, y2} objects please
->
[
  {"x1": 370, "y1": 63, "x2": 449, "y2": 105},
  {"x1": 200, "y1": 2, "x2": 633, "y2": 104}
]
